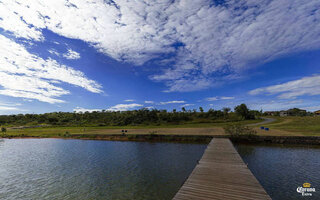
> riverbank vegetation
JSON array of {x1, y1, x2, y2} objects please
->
[
  {"x1": 1, "y1": 103, "x2": 319, "y2": 138},
  {"x1": 0, "y1": 104, "x2": 260, "y2": 127}
]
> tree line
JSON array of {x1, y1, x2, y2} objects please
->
[{"x1": 0, "y1": 104, "x2": 259, "y2": 127}]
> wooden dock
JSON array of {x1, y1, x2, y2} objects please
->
[{"x1": 173, "y1": 138, "x2": 271, "y2": 200}]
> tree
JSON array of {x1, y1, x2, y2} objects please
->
[
  {"x1": 222, "y1": 107, "x2": 231, "y2": 118},
  {"x1": 181, "y1": 107, "x2": 186, "y2": 112},
  {"x1": 199, "y1": 107, "x2": 204, "y2": 113},
  {"x1": 234, "y1": 104, "x2": 254, "y2": 120},
  {"x1": 1, "y1": 127, "x2": 6, "y2": 132}
]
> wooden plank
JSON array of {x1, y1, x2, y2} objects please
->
[{"x1": 173, "y1": 138, "x2": 271, "y2": 200}]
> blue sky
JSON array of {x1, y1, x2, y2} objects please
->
[{"x1": 0, "y1": 0, "x2": 320, "y2": 114}]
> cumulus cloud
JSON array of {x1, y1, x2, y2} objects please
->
[
  {"x1": 73, "y1": 107, "x2": 102, "y2": 113},
  {"x1": 160, "y1": 100, "x2": 186, "y2": 105},
  {"x1": 0, "y1": 35, "x2": 102, "y2": 103},
  {"x1": 206, "y1": 96, "x2": 234, "y2": 101},
  {"x1": 249, "y1": 75, "x2": 320, "y2": 99},
  {"x1": 1, "y1": 0, "x2": 320, "y2": 91},
  {"x1": 63, "y1": 49, "x2": 80, "y2": 60}
]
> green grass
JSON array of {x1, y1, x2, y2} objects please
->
[
  {"x1": 267, "y1": 116, "x2": 320, "y2": 136},
  {"x1": 1, "y1": 119, "x2": 263, "y2": 138},
  {"x1": 3, "y1": 117, "x2": 320, "y2": 137}
]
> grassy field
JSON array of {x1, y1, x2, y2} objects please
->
[
  {"x1": 2, "y1": 119, "x2": 263, "y2": 137},
  {"x1": 262, "y1": 116, "x2": 320, "y2": 136},
  {"x1": 2, "y1": 117, "x2": 320, "y2": 138}
]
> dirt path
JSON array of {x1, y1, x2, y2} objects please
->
[{"x1": 249, "y1": 117, "x2": 276, "y2": 126}]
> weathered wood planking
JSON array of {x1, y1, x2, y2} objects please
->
[{"x1": 173, "y1": 138, "x2": 271, "y2": 200}]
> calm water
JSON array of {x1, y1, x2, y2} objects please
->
[
  {"x1": 235, "y1": 143, "x2": 320, "y2": 200},
  {"x1": 0, "y1": 139, "x2": 206, "y2": 200}
]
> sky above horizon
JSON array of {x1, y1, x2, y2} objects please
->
[{"x1": 0, "y1": 0, "x2": 320, "y2": 114}]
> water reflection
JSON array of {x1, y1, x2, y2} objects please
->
[
  {"x1": 235, "y1": 143, "x2": 320, "y2": 200},
  {"x1": 0, "y1": 139, "x2": 206, "y2": 200}
]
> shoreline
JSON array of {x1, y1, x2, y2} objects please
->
[{"x1": 1, "y1": 134, "x2": 320, "y2": 145}]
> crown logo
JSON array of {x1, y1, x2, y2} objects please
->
[{"x1": 303, "y1": 183, "x2": 311, "y2": 188}]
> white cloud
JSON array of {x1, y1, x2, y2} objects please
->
[
  {"x1": 249, "y1": 75, "x2": 320, "y2": 99},
  {"x1": 0, "y1": 35, "x2": 102, "y2": 103},
  {"x1": 124, "y1": 99, "x2": 135, "y2": 102},
  {"x1": 73, "y1": 107, "x2": 102, "y2": 113},
  {"x1": 145, "y1": 106, "x2": 154, "y2": 110},
  {"x1": 301, "y1": 106, "x2": 320, "y2": 112},
  {"x1": 206, "y1": 97, "x2": 218, "y2": 101},
  {"x1": 160, "y1": 100, "x2": 186, "y2": 105},
  {"x1": 206, "y1": 96, "x2": 234, "y2": 101},
  {"x1": 181, "y1": 104, "x2": 194, "y2": 107},
  {"x1": 144, "y1": 101, "x2": 154, "y2": 104},
  {"x1": 23, "y1": 99, "x2": 33, "y2": 102},
  {"x1": 0, "y1": 106, "x2": 19, "y2": 111},
  {"x1": 48, "y1": 49, "x2": 60, "y2": 56},
  {"x1": 1, "y1": 1, "x2": 320, "y2": 92},
  {"x1": 220, "y1": 96, "x2": 235, "y2": 100},
  {"x1": 0, "y1": 102, "x2": 21, "y2": 111},
  {"x1": 107, "y1": 103, "x2": 143, "y2": 111},
  {"x1": 248, "y1": 99, "x2": 306, "y2": 111},
  {"x1": 74, "y1": 103, "x2": 143, "y2": 113},
  {"x1": 63, "y1": 49, "x2": 80, "y2": 60}
]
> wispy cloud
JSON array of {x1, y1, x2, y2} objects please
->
[
  {"x1": 206, "y1": 96, "x2": 234, "y2": 101},
  {"x1": 0, "y1": 102, "x2": 22, "y2": 112},
  {"x1": 160, "y1": 101, "x2": 186, "y2": 105},
  {"x1": 145, "y1": 106, "x2": 154, "y2": 110},
  {"x1": 1, "y1": 0, "x2": 319, "y2": 92},
  {"x1": 301, "y1": 106, "x2": 320, "y2": 111},
  {"x1": 124, "y1": 99, "x2": 135, "y2": 102},
  {"x1": 0, "y1": 35, "x2": 102, "y2": 103},
  {"x1": 48, "y1": 49, "x2": 60, "y2": 57},
  {"x1": 220, "y1": 96, "x2": 235, "y2": 100},
  {"x1": 144, "y1": 101, "x2": 154, "y2": 104},
  {"x1": 249, "y1": 75, "x2": 320, "y2": 99},
  {"x1": 63, "y1": 49, "x2": 80, "y2": 60},
  {"x1": 74, "y1": 103, "x2": 144, "y2": 113},
  {"x1": 0, "y1": 106, "x2": 19, "y2": 111},
  {"x1": 247, "y1": 99, "x2": 306, "y2": 111},
  {"x1": 181, "y1": 104, "x2": 194, "y2": 107}
]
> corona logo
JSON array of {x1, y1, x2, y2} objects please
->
[{"x1": 303, "y1": 183, "x2": 311, "y2": 188}]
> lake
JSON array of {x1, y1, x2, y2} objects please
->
[
  {"x1": 1, "y1": 139, "x2": 319, "y2": 200},
  {"x1": 235, "y1": 143, "x2": 320, "y2": 200},
  {"x1": 0, "y1": 139, "x2": 206, "y2": 200}
]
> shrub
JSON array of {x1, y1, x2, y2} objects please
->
[
  {"x1": 149, "y1": 131, "x2": 157, "y2": 135},
  {"x1": 64, "y1": 131, "x2": 70, "y2": 137},
  {"x1": 224, "y1": 124, "x2": 257, "y2": 137},
  {"x1": 1, "y1": 127, "x2": 6, "y2": 133}
]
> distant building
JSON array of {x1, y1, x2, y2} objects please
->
[
  {"x1": 280, "y1": 108, "x2": 307, "y2": 117},
  {"x1": 314, "y1": 110, "x2": 320, "y2": 116},
  {"x1": 264, "y1": 111, "x2": 277, "y2": 116},
  {"x1": 279, "y1": 110, "x2": 288, "y2": 117}
]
